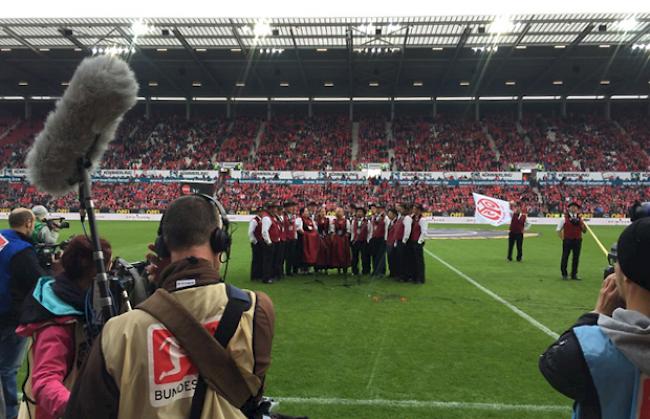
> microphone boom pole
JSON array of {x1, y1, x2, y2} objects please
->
[{"x1": 78, "y1": 155, "x2": 115, "y2": 322}]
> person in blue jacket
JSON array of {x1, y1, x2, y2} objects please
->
[
  {"x1": 0, "y1": 208, "x2": 45, "y2": 419},
  {"x1": 539, "y1": 217, "x2": 650, "y2": 419}
]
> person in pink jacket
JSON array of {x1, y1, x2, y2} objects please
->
[{"x1": 15, "y1": 235, "x2": 112, "y2": 419}]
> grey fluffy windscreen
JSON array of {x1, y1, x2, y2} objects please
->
[{"x1": 25, "y1": 55, "x2": 139, "y2": 196}]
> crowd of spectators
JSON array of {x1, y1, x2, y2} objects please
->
[
  {"x1": 103, "y1": 114, "x2": 231, "y2": 170},
  {"x1": 519, "y1": 113, "x2": 649, "y2": 171},
  {"x1": 355, "y1": 115, "x2": 391, "y2": 165},
  {"x1": 219, "y1": 180, "x2": 644, "y2": 216},
  {"x1": 215, "y1": 116, "x2": 261, "y2": 164},
  {"x1": 393, "y1": 115, "x2": 499, "y2": 171},
  {"x1": 538, "y1": 183, "x2": 648, "y2": 216},
  {"x1": 0, "y1": 176, "x2": 646, "y2": 216},
  {"x1": 0, "y1": 181, "x2": 177, "y2": 212},
  {"x1": 253, "y1": 115, "x2": 351, "y2": 170},
  {"x1": 0, "y1": 112, "x2": 648, "y2": 171}
]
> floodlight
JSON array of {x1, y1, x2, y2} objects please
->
[
  {"x1": 489, "y1": 16, "x2": 515, "y2": 34},
  {"x1": 253, "y1": 20, "x2": 273, "y2": 37}
]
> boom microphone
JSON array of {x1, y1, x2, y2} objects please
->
[{"x1": 26, "y1": 55, "x2": 138, "y2": 196}]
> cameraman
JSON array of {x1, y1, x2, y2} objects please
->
[
  {"x1": 0, "y1": 208, "x2": 45, "y2": 419},
  {"x1": 539, "y1": 218, "x2": 650, "y2": 418},
  {"x1": 31, "y1": 206, "x2": 60, "y2": 246},
  {"x1": 557, "y1": 202, "x2": 587, "y2": 280},
  {"x1": 16, "y1": 235, "x2": 112, "y2": 419},
  {"x1": 64, "y1": 195, "x2": 276, "y2": 419}
]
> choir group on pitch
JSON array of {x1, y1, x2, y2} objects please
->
[{"x1": 248, "y1": 201, "x2": 428, "y2": 284}]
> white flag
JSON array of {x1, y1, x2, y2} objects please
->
[{"x1": 473, "y1": 193, "x2": 512, "y2": 226}]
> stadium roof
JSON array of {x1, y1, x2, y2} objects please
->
[
  {"x1": 2, "y1": 15, "x2": 650, "y2": 49},
  {"x1": 1, "y1": 14, "x2": 649, "y2": 99}
]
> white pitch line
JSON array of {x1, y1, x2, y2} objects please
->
[
  {"x1": 424, "y1": 248, "x2": 560, "y2": 340},
  {"x1": 365, "y1": 326, "x2": 388, "y2": 392},
  {"x1": 276, "y1": 397, "x2": 570, "y2": 412}
]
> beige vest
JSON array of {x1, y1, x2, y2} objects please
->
[
  {"x1": 101, "y1": 283, "x2": 259, "y2": 419},
  {"x1": 18, "y1": 320, "x2": 87, "y2": 419}
]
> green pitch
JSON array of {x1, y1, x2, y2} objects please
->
[{"x1": 16, "y1": 221, "x2": 625, "y2": 418}]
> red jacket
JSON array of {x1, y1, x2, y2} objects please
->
[
  {"x1": 409, "y1": 214, "x2": 422, "y2": 242},
  {"x1": 509, "y1": 212, "x2": 526, "y2": 234},
  {"x1": 392, "y1": 217, "x2": 405, "y2": 245},
  {"x1": 316, "y1": 216, "x2": 330, "y2": 237},
  {"x1": 372, "y1": 214, "x2": 386, "y2": 239},
  {"x1": 563, "y1": 215, "x2": 585, "y2": 240},
  {"x1": 276, "y1": 216, "x2": 286, "y2": 242},
  {"x1": 333, "y1": 218, "x2": 348, "y2": 236},
  {"x1": 284, "y1": 213, "x2": 297, "y2": 240},
  {"x1": 253, "y1": 215, "x2": 263, "y2": 243},
  {"x1": 352, "y1": 217, "x2": 369, "y2": 243},
  {"x1": 387, "y1": 218, "x2": 399, "y2": 247},
  {"x1": 269, "y1": 216, "x2": 282, "y2": 243}
]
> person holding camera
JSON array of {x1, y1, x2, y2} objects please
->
[
  {"x1": 0, "y1": 208, "x2": 45, "y2": 419},
  {"x1": 557, "y1": 202, "x2": 587, "y2": 280},
  {"x1": 16, "y1": 235, "x2": 112, "y2": 419},
  {"x1": 64, "y1": 195, "x2": 276, "y2": 419},
  {"x1": 31, "y1": 206, "x2": 61, "y2": 246},
  {"x1": 539, "y1": 217, "x2": 650, "y2": 418}
]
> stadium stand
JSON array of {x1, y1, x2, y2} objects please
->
[{"x1": 0, "y1": 112, "x2": 649, "y2": 172}]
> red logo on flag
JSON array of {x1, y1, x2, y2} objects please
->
[
  {"x1": 150, "y1": 320, "x2": 219, "y2": 385},
  {"x1": 476, "y1": 198, "x2": 503, "y2": 222},
  {"x1": 0, "y1": 234, "x2": 9, "y2": 252}
]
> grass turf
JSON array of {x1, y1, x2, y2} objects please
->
[{"x1": 14, "y1": 220, "x2": 625, "y2": 418}]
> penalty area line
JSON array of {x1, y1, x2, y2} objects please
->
[
  {"x1": 424, "y1": 248, "x2": 560, "y2": 340},
  {"x1": 276, "y1": 397, "x2": 570, "y2": 412}
]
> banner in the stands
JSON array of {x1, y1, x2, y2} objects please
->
[
  {"x1": 0, "y1": 168, "x2": 648, "y2": 185},
  {"x1": 0, "y1": 212, "x2": 630, "y2": 226}
]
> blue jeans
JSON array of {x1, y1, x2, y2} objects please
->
[{"x1": 0, "y1": 323, "x2": 27, "y2": 419}]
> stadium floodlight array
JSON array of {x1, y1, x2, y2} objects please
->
[
  {"x1": 241, "y1": 19, "x2": 274, "y2": 38},
  {"x1": 259, "y1": 48, "x2": 285, "y2": 54},
  {"x1": 632, "y1": 43, "x2": 650, "y2": 51},
  {"x1": 488, "y1": 17, "x2": 515, "y2": 34},
  {"x1": 616, "y1": 16, "x2": 639, "y2": 32},
  {"x1": 131, "y1": 19, "x2": 156, "y2": 37},
  {"x1": 472, "y1": 46, "x2": 499, "y2": 53},
  {"x1": 91, "y1": 46, "x2": 135, "y2": 56},
  {"x1": 355, "y1": 47, "x2": 401, "y2": 54}
]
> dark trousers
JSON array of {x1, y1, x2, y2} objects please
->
[
  {"x1": 0, "y1": 323, "x2": 27, "y2": 419},
  {"x1": 262, "y1": 242, "x2": 274, "y2": 281},
  {"x1": 251, "y1": 242, "x2": 263, "y2": 280},
  {"x1": 274, "y1": 241, "x2": 285, "y2": 278},
  {"x1": 351, "y1": 241, "x2": 371, "y2": 275},
  {"x1": 284, "y1": 239, "x2": 299, "y2": 275},
  {"x1": 386, "y1": 244, "x2": 397, "y2": 277},
  {"x1": 561, "y1": 239, "x2": 582, "y2": 278},
  {"x1": 507, "y1": 232, "x2": 524, "y2": 261},
  {"x1": 407, "y1": 241, "x2": 425, "y2": 283},
  {"x1": 370, "y1": 237, "x2": 387, "y2": 276},
  {"x1": 394, "y1": 241, "x2": 406, "y2": 280}
]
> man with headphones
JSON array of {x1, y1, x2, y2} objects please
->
[{"x1": 64, "y1": 194, "x2": 276, "y2": 419}]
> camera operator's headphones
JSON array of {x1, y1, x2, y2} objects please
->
[{"x1": 154, "y1": 194, "x2": 231, "y2": 260}]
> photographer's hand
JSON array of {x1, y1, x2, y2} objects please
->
[
  {"x1": 145, "y1": 243, "x2": 171, "y2": 284},
  {"x1": 594, "y1": 274, "x2": 626, "y2": 316}
]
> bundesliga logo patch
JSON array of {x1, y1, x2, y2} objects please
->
[
  {"x1": 0, "y1": 234, "x2": 9, "y2": 252},
  {"x1": 147, "y1": 318, "x2": 220, "y2": 407}
]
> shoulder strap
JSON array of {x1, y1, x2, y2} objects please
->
[
  {"x1": 136, "y1": 285, "x2": 259, "y2": 413},
  {"x1": 189, "y1": 284, "x2": 252, "y2": 419}
]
